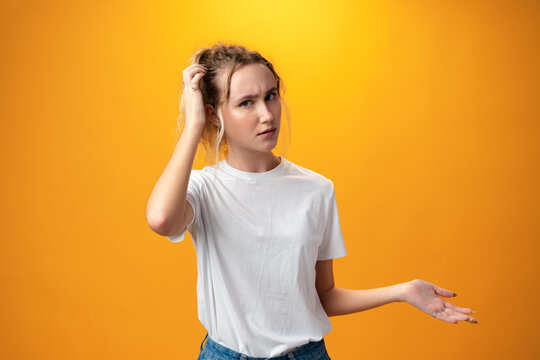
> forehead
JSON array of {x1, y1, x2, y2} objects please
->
[{"x1": 222, "y1": 63, "x2": 276, "y2": 99}]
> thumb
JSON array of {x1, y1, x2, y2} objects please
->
[{"x1": 435, "y1": 286, "x2": 457, "y2": 298}]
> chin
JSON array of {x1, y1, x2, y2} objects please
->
[{"x1": 260, "y1": 143, "x2": 278, "y2": 152}]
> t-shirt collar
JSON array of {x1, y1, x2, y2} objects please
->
[{"x1": 219, "y1": 156, "x2": 286, "y2": 180}]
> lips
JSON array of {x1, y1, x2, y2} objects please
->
[{"x1": 258, "y1": 128, "x2": 276, "y2": 135}]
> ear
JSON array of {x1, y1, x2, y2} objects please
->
[{"x1": 205, "y1": 104, "x2": 221, "y2": 128}]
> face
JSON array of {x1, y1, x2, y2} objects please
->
[{"x1": 212, "y1": 63, "x2": 281, "y2": 155}]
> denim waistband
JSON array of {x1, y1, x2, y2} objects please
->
[{"x1": 200, "y1": 332, "x2": 327, "y2": 360}]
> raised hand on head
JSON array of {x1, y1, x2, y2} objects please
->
[{"x1": 181, "y1": 63, "x2": 208, "y2": 129}]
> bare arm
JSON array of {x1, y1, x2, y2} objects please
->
[
  {"x1": 315, "y1": 260, "x2": 478, "y2": 323},
  {"x1": 145, "y1": 124, "x2": 202, "y2": 236},
  {"x1": 146, "y1": 63, "x2": 208, "y2": 236},
  {"x1": 315, "y1": 259, "x2": 406, "y2": 316},
  {"x1": 319, "y1": 283, "x2": 408, "y2": 316}
]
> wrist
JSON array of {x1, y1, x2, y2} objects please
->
[
  {"x1": 183, "y1": 121, "x2": 204, "y2": 134},
  {"x1": 395, "y1": 281, "x2": 413, "y2": 302}
]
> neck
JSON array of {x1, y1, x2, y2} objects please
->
[{"x1": 225, "y1": 151, "x2": 281, "y2": 173}]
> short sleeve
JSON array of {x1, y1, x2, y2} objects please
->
[
  {"x1": 317, "y1": 183, "x2": 347, "y2": 260},
  {"x1": 166, "y1": 170, "x2": 203, "y2": 243}
]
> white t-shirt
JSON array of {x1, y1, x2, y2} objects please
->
[{"x1": 167, "y1": 156, "x2": 347, "y2": 357}]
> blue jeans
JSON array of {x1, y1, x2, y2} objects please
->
[{"x1": 196, "y1": 333, "x2": 332, "y2": 360}]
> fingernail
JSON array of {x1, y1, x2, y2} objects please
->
[
  {"x1": 453, "y1": 293, "x2": 457, "y2": 297},
  {"x1": 471, "y1": 310, "x2": 475, "y2": 314}
]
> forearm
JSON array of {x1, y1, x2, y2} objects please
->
[
  {"x1": 146, "y1": 123, "x2": 203, "y2": 234},
  {"x1": 319, "y1": 282, "x2": 410, "y2": 317}
]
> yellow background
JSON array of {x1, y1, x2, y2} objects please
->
[{"x1": 2, "y1": 0, "x2": 539, "y2": 359}]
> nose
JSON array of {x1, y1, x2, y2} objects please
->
[{"x1": 258, "y1": 102, "x2": 274, "y2": 123}]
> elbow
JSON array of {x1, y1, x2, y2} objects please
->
[
  {"x1": 147, "y1": 211, "x2": 186, "y2": 237},
  {"x1": 146, "y1": 212, "x2": 171, "y2": 236},
  {"x1": 317, "y1": 286, "x2": 335, "y2": 315},
  {"x1": 320, "y1": 301, "x2": 335, "y2": 317}
]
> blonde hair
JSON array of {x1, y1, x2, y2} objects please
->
[{"x1": 176, "y1": 42, "x2": 291, "y2": 166}]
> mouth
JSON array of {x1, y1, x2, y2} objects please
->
[{"x1": 258, "y1": 128, "x2": 276, "y2": 135}]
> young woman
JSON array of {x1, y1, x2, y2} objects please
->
[{"x1": 146, "y1": 43, "x2": 478, "y2": 360}]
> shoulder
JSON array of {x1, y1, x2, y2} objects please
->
[
  {"x1": 284, "y1": 159, "x2": 335, "y2": 194},
  {"x1": 190, "y1": 162, "x2": 221, "y2": 179},
  {"x1": 187, "y1": 162, "x2": 239, "y2": 188},
  {"x1": 185, "y1": 166, "x2": 217, "y2": 189},
  {"x1": 186, "y1": 168, "x2": 206, "y2": 182}
]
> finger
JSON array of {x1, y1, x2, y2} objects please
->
[
  {"x1": 192, "y1": 72, "x2": 206, "y2": 84},
  {"x1": 433, "y1": 309, "x2": 459, "y2": 324},
  {"x1": 183, "y1": 73, "x2": 205, "y2": 92},
  {"x1": 443, "y1": 301, "x2": 474, "y2": 314},
  {"x1": 184, "y1": 63, "x2": 206, "y2": 72},
  {"x1": 454, "y1": 314, "x2": 479, "y2": 324},
  {"x1": 465, "y1": 317, "x2": 479, "y2": 324},
  {"x1": 435, "y1": 286, "x2": 456, "y2": 298},
  {"x1": 183, "y1": 72, "x2": 204, "y2": 86},
  {"x1": 443, "y1": 308, "x2": 479, "y2": 324},
  {"x1": 183, "y1": 65, "x2": 207, "y2": 82},
  {"x1": 189, "y1": 70, "x2": 206, "y2": 85}
]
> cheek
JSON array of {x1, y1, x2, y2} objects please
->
[
  {"x1": 273, "y1": 103, "x2": 282, "y2": 120},
  {"x1": 273, "y1": 99, "x2": 282, "y2": 111},
  {"x1": 225, "y1": 114, "x2": 253, "y2": 138}
]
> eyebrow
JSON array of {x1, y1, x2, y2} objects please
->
[{"x1": 235, "y1": 86, "x2": 278, "y2": 102}]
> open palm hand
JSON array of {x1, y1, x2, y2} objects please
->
[{"x1": 403, "y1": 279, "x2": 479, "y2": 324}]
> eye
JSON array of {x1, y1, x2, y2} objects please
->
[
  {"x1": 239, "y1": 92, "x2": 278, "y2": 108},
  {"x1": 266, "y1": 92, "x2": 278, "y2": 101}
]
